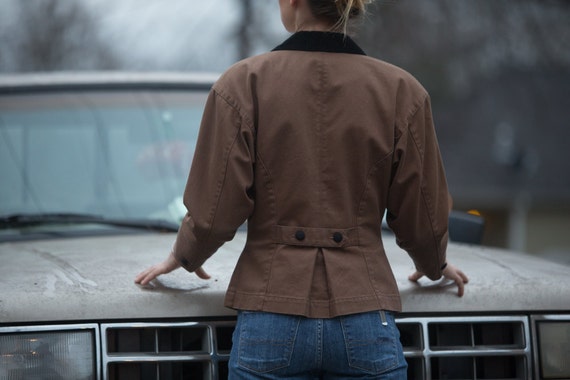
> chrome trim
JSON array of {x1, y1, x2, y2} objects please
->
[
  {"x1": 0, "y1": 323, "x2": 101, "y2": 380},
  {"x1": 0, "y1": 315, "x2": 544, "y2": 380},
  {"x1": 530, "y1": 314, "x2": 570, "y2": 380},
  {"x1": 397, "y1": 315, "x2": 532, "y2": 379},
  {"x1": 0, "y1": 71, "x2": 219, "y2": 93}
]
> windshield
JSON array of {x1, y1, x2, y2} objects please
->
[{"x1": 0, "y1": 89, "x2": 206, "y2": 230}]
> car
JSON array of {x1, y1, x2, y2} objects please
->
[{"x1": 1, "y1": 72, "x2": 569, "y2": 380}]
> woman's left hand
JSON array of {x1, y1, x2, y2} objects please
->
[{"x1": 408, "y1": 263, "x2": 469, "y2": 297}]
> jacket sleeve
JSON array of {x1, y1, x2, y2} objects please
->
[
  {"x1": 172, "y1": 88, "x2": 255, "y2": 272},
  {"x1": 386, "y1": 94, "x2": 450, "y2": 281}
]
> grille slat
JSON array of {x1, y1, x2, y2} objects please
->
[{"x1": 106, "y1": 354, "x2": 218, "y2": 362}]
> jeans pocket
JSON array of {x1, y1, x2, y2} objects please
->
[
  {"x1": 341, "y1": 311, "x2": 401, "y2": 375},
  {"x1": 236, "y1": 311, "x2": 301, "y2": 374}
]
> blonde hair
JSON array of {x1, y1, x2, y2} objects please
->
[{"x1": 308, "y1": 0, "x2": 373, "y2": 34}]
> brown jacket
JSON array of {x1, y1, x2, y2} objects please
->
[{"x1": 173, "y1": 32, "x2": 450, "y2": 318}]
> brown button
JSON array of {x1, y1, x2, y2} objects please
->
[
  {"x1": 333, "y1": 232, "x2": 343, "y2": 243},
  {"x1": 295, "y1": 230, "x2": 306, "y2": 241}
]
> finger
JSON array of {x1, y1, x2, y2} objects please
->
[
  {"x1": 408, "y1": 271, "x2": 424, "y2": 282},
  {"x1": 135, "y1": 265, "x2": 163, "y2": 285},
  {"x1": 195, "y1": 267, "x2": 211, "y2": 280},
  {"x1": 134, "y1": 268, "x2": 152, "y2": 284},
  {"x1": 143, "y1": 271, "x2": 161, "y2": 285},
  {"x1": 458, "y1": 270, "x2": 469, "y2": 284},
  {"x1": 136, "y1": 271, "x2": 156, "y2": 286},
  {"x1": 455, "y1": 275, "x2": 465, "y2": 297}
]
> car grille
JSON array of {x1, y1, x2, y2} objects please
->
[
  {"x1": 399, "y1": 316, "x2": 531, "y2": 379},
  {"x1": 101, "y1": 321, "x2": 235, "y2": 380},
  {"x1": 100, "y1": 315, "x2": 532, "y2": 380}
]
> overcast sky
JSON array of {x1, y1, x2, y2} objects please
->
[
  {"x1": 86, "y1": 0, "x2": 286, "y2": 71},
  {"x1": 87, "y1": 0, "x2": 237, "y2": 71},
  {"x1": 0, "y1": 0, "x2": 287, "y2": 72}
]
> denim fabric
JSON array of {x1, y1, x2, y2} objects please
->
[{"x1": 229, "y1": 310, "x2": 407, "y2": 379}]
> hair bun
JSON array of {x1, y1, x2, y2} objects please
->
[
  {"x1": 336, "y1": 0, "x2": 372, "y2": 32},
  {"x1": 336, "y1": 0, "x2": 372, "y2": 16},
  {"x1": 308, "y1": 0, "x2": 373, "y2": 34}
]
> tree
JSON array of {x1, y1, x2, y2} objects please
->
[
  {"x1": 234, "y1": 0, "x2": 286, "y2": 60},
  {"x1": 236, "y1": 0, "x2": 254, "y2": 60},
  {"x1": 0, "y1": 0, "x2": 119, "y2": 72},
  {"x1": 357, "y1": 0, "x2": 570, "y2": 101}
]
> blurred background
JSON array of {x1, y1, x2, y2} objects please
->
[{"x1": 1, "y1": 0, "x2": 569, "y2": 262}]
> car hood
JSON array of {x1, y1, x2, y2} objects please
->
[
  {"x1": 0, "y1": 232, "x2": 244, "y2": 324},
  {"x1": 1, "y1": 232, "x2": 569, "y2": 324}
]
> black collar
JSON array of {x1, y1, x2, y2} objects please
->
[{"x1": 272, "y1": 31, "x2": 366, "y2": 56}]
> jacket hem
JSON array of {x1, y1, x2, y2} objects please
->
[{"x1": 224, "y1": 290, "x2": 402, "y2": 318}]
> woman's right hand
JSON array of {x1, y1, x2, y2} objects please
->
[{"x1": 134, "y1": 252, "x2": 210, "y2": 285}]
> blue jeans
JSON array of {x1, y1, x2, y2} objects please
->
[{"x1": 228, "y1": 310, "x2": 407, "y2": 379}]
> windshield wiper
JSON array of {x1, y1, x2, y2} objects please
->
[{"x1": 0, "y1": 213, "x2": 179, "y2": 233}]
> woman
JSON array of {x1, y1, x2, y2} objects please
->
[{"x1": 136, "y1": 0, "x2": 469, "y2": 378}]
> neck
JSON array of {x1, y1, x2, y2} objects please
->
[
  {"x1": 291, "y1": 1, "x2": 334, "y2": 33},
  {"x1": 294, "y1": 20, "x2": 333, "y2": 33}
]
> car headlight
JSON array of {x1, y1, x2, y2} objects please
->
[
  {"x1": 537, "y1": 320, "x2": 570, "y2": 379},
  {"x1": 0, "y1": 327, "x2": 97, "y2": 380}
]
